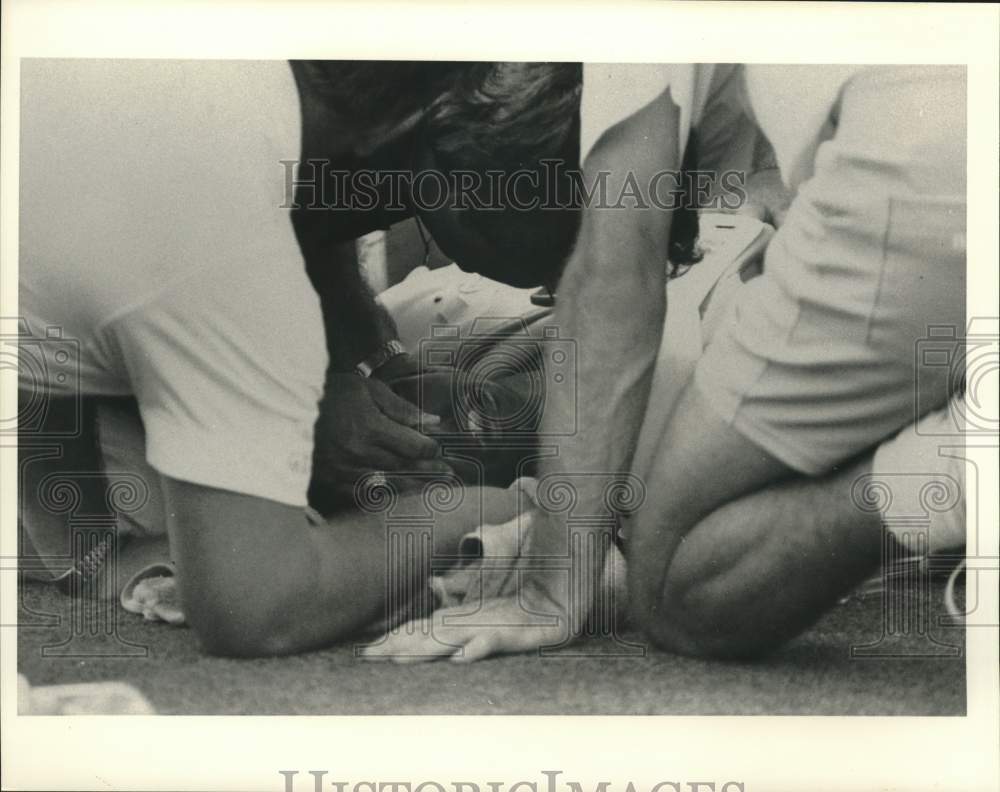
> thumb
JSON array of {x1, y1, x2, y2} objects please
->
[{"x1": 369, "y1": 380, "x2": 440, "y2": 428}]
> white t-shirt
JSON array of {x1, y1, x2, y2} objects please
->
[
  {"x1": 579, "y1": 63, "x2": 755, "y2": 171},
  {"x1": 742, "y1": 64, "x2": 866, "y2": 189},
  {"x1": 580, "y1": 64, "x2": 715, "y2": 164},
  {"x1": 578, "y1": 63, "x2": 866, "y2": 189},
  {"x1": 19, "y1": 59, "x2": 327, "y2": 506}
]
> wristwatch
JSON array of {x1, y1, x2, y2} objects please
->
[{"x1": 355, "y1": 339, "x2": 407, "y2": 378}]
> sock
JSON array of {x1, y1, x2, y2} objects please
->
[{"x1": 871, "y1": 392, "x2": 966, "y2": 555}]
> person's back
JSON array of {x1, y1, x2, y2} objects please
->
[
  {"x1": 17, "y1": 58, "x2": 571, "y2": 657},
  {"x1": 19, "y1": 60, "x2": 341, "y2": 655},
  {"x1": 19, "y1": 59, "x2": 327, "y2": 410},
  {"x1": 19, "y1": 60, "x2": 327, "y2": 563}
]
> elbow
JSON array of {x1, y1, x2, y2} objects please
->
[
  {"x1": 179, "y1": 573, "x2": 303, "y2": 658},
  {"x1": 187, "y1": 597, "x2": 299, "y2": 658},
  {"x1": 180, "y1": 565, "x2": 361, "y2": 658},
  {"x1": 176, "y1": 539, "x2": 364, "y2": 657}
]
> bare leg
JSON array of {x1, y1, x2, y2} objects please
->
[
  {"x1": 639, "y1": 452, "x2": 882, "y2": 657},
  {"x1": 326, "y1": 481, "x2": 524, "y2": 635},
  {"x1": 626, "y1": 379, "x2": 888, "y2": 658}
]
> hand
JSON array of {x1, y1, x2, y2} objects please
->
[
  {"x1": 372, "y1": 352, "x2": 455, "y2": 393},
  {"x1": 372, "y1": 354, "x2": 458, "y2": 429},
  {"x1": 389, "y1": 367, "x2": 540, "y2": 435},
  {"x1": 362, "y1": 495, "x2": 621, "y2": 663},
  {"x1": 309, "y1": 371, "x2": 452, "y2": 511},
  {"x1": 361, "y1": 573, "x2": 573, "y2": 663}
]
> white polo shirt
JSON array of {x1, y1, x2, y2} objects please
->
[{"x1": 19, "y1": 59, "x2": 327, "y2": 506}]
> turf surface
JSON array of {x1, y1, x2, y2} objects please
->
[{"x1": 17, "y1": 579, "x2": 965, "y2": 715}]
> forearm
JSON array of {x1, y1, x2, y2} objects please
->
[
  {"x1": 190, "y1": 517, "x2": 435, "y2": 656},
  {"x1": 530, "y1": 98, "x2": 679, "y2": 639},
  {"x1": 536, "y1": 208, "x2": 668, "y2": 619},
  {"x1": 307, "y1": 239, "x2": 398, "y2": 371},
  {"x1": 174, "y1": 486, "x2": 515, "y2": 657},
  {"x1": 540, "y1": 112, "x2": 677, "y2": 514},
  {"x1": 543, "y1": 211, "x2": 667, "y2": 495},
  {"x1": 247, "y1": 511, "x2": 455, "y2": 654}
]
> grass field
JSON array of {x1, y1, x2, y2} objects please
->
[{"x1": 17, "y1": 578, "x2": 965, "y2": 716}]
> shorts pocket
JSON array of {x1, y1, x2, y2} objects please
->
[{"x1": 869, "y1": 194, "x2": 966, "y2": 351}]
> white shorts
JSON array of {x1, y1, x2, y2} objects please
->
[{"x1": 694, "y1": 66, "x2": 967, "y2": 474}]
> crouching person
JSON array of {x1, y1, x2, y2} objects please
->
[
  {"x1": 549, "y1": 64, "x2": 968, "y2": 659},
  {"x1": 16, "y1": 58, "x2": 559, "y2": 657},
  {"x1": 410, "y1": 64, "x2": 968, "y2": 662}
]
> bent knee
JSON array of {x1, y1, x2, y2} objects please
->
[{"x1": 628, "y1": 575, "x2": 788, "y2": 660}]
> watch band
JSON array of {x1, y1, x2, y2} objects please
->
[{"x1": 355, "y1": 339, "x2": 407, "y2": 378}]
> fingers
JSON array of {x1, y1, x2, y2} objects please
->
[
  {"x1": 361, "y1": 601, "x2": 564, "y2": 665},
  {"x1": 316, "y1": 419, "x2": 441, "y2": 467},
  {"x1": 359, "y1": 618, "x2": 462, "y2": 663},
  {"x1": 372, "y1": 413, "x2": 442, "y2": 460},
  {"x1": 451, "y1": 632, "x2": 531, "y2": 662},
  {"x1": 449, "y1": 623, "x2": 556, "y2": 663},
  {"x1": 153, "y1": 602, "x2": 187, "y2": 626},
  {"x1": 368, "y1": 383, "x2": 443, "y2": 459},
  {"x1": 316, "y1": 435, "x2": 452, "y2": 475},
  {"x1": 361, "y1": 605, "x2": 482, "y2": 664},
  {"x1": 447, "y1": 599, "x2": 559, "y2": 662},
  {"x1": 370, "y1": 380, "x2": 440, "y2": 429}
]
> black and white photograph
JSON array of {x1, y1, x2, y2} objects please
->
[{"x1": 2, "y1": 2, "x2": 998, "y2": 791}]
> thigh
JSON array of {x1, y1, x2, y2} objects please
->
[{"x1": 693, "y1": 66, "x2": 967, "y2": 475}]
